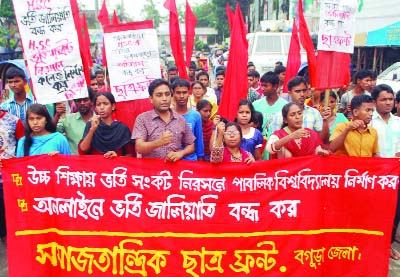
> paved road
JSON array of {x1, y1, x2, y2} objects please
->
[
  {"x1": 0, "y1": 240, "x2": 7, "y2": 277},
  {"x1": 1, "y1": 238, "x2": 400, "y2": 276}
]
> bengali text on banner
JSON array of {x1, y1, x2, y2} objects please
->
[{"x1": 3, "y1": 155, "x2": 399, "y2": 276}]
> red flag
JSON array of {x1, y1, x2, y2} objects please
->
[
  {"x1": 81, "y1": 13, "x2": 93, "y2": 67},
  {"x1": 185, "y1": 0, "x2": 197, "y2": 68},
  {"x1": 97, "y1": 0, "x2": 109, "y2": 68},
  {"x1": 112, "y1": 10, "x2": 120, "y2": 24},
  {"x1": 226, "y1": 2, "x2": 234, "y2": 33},
  {"x1": 218, "y1": 3, "x2": 248, "y2": 121},
  {"x1": 298, "y1": 0, "x2": 317, "y2": 88},
  {"x1": 101, "y1": 41, "x2": 107, "y2": 68},
  {"x1": 315, "y1": 51, "x2": 351, "y2": 90},
  {"x1": 69, "y1": 0, "x2": 91, "y2": 85},
  {"x1": 164, "y1": 0, "x2": 189, "y2": 80},
  {"x1": 97, "y1": 0, "x2": 110, "y2": 26},
  {"x1": 283, "y1": 18, "x2": 301, "y2": 93}
]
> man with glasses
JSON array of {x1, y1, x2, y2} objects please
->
[{"x1": 269, "y1": 76, "x2": 331, "y2": 142}]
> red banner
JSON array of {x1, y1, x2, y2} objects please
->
[{"x1": 3, "y1": 155, "x2": 399, "y2": 276}]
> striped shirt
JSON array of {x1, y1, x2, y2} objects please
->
[
  {"x1": 1, "y1": 94, "x2": 35, "y2": 125},
  {"x1": 270, "y1": 104, "x2": 323, "y2": 134}
]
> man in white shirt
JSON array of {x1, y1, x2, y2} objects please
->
[
  {"x1": 371, "y1": 84, "x2": 400, "y2": 158},
  {"x1": 370, "y1": 84, "x2": 400, "y2": 260}
]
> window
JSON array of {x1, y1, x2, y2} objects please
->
[{"x1": 255, "y1": 35, "x2": 281, "y2": 53}]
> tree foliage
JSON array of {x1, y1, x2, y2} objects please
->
[
  {"x1": 195, "y1": 39, "x2": 210, "y2": 52},
  {"x1": 192, "y1": 1, "x2": 215, "y2": 27},
  {"x1": 115, "y1": 4, "x2": 132, "y2": 22},
  {"x1": 141, "y1": 0, "x2": 166, "y2": 28},
  {"x1": 0, "y1": 0, "x2": 19, "y2": 50},
  {"x1": 193, "y1": 0, "x2": 249, "y2": 41},
  {"x1": 210, "y1": 0, "x2": 235, "y2": 41}
]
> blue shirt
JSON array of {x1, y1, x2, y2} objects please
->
[
  {"x1": 270, "y1": 104, "x2": 323, "y2": 135},
  {"x1": 1, "y1": 94, "x2": 35, "y2": 125},
  {"x1": 214, "y1": 87, "x2": 223, "y2": 105},
  {"x1": 240, "y1": 127, "x2": 264, "y2": 156},
  {"x1": 182, "y1": 109, "x2": 204, "y2": 160},
  {"x1": 17, "y1": 132, "x2": 71, "y2": 157}
]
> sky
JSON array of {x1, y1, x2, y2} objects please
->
[{"x1": 82, "y1": 0, "x2": 206, "y2": 21}]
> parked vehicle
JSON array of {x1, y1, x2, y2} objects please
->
[
  {"x1": 376, "y1": 62, "x2": 400, "y2": 92},
  {"x1": 247, "y1": 32, "x2": 307, "y2": 74}
]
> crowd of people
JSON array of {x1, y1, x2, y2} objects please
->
[{"x1": 0, "y1": 60, "x2": 399, "y2": 259}]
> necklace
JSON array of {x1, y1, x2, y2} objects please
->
[{"x1": 228, "y1": 149, "x2": 242, "y2": 162}]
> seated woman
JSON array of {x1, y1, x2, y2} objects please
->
[
  {"x1": 210, "y1": 120, "x2": 255, "y2": 164},
  {"x1": 17, "y1": 104, "x2": 71, "y2": 157},
  {"x1": 266, "y1": 102, "x2": 329, "y2": 158},
  {"x1": 78, "y1": 92, "x2": 133, "y2": 157}
]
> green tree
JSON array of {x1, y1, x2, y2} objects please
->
[
  {"x1": 141, "y1": 0, "x2": 166, "y2": 28},
  {"x1": 210, "y1": 0, "x2": 248, "y2": 42},
  {"x1": 192, "y1": 1, "x2": 215, "y2": 27},
  {"x1": 195, "y1": 39, "x2": 210, "y2": 52},
  {"x1": 115, "y1": 4, "x2": 132, "y2": 22},
  {"x1": 0, "y1": 0, "x2": 19, "y2": 51}
]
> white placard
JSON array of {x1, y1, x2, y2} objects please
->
[
  {"x1": 13, "y1": 0, "x2": 88, "y2": 104},
  {"x1": 103, "y1": 28, "x2": 161, "y2": 102},
  {"x1": 317, "y1": 0, "x2": 358, "y2": 53}
]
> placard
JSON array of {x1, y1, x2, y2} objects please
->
[
  {"x1": 317, "y1": 0, "x2": 357, "y2": 53},
  {"x1": 3, "y1": 155, "x2": 399, "y2": 276},
  {"x1": 13, "y1": 0, "x2": 88, "y2": 104}
]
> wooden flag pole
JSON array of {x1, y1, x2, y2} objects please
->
[{"x1": 324, "y1": 89, "x2": 330, "y2": 107}]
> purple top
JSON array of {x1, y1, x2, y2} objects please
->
[{"x1": 132, "y1": 109, "x2": 195, "y2": 158}]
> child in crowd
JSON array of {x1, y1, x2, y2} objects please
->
[
  {"x1": 253, "y1": 111, "x2": 267, "y2": 155},
  {"x1": 196, "y1": 99, "x2": 215, "y2": 162},
  {"x1": 235, "y1": 99, "x2": 263, "y2": 160}
]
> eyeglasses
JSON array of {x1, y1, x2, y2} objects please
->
[{"x1": 224, "y1": 130, "x2": 240, "y2": 136}]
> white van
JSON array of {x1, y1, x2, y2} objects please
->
[
  {"x1": 247, "y1": 32, "x2": 307, "y2": 74},
  {"x1": 377, "y1": 62, "x2": 400, "y2": 92}
]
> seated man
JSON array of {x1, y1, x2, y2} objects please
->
[
  {"x1": 330, "y1": 94, "x2": 378, "y2": 157},
  {"x1": 132, "y1": 79, "x2": 195, "y2": 162}
]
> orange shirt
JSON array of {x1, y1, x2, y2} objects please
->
[{"x1": 330, "y1": 121, "x2": 379, "y2": 157}]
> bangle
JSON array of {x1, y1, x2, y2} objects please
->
[
  {"x1": 271, "y1": 141, "x2": 278, "y2": 153},
  {"x1": 212, "y1": 127, "x2": 216, "y2": 130}
]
